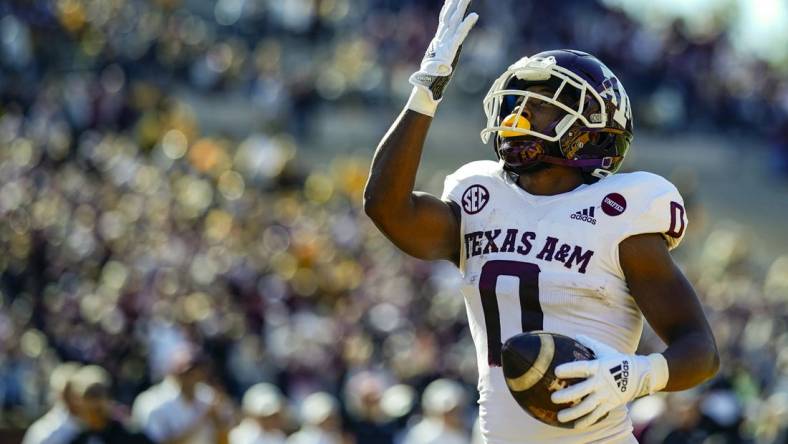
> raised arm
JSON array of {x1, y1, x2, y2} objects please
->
[
  {"x1": 363, "y1": 0, "x2": 478, "y2": 263},
  {"x1": 364, "y1": 110, "x2": 461, "y2": 262}
]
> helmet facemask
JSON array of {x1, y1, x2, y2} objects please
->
[
  {"x1": 494, "y1": 75, "x2": 582, "y2": 175},
  {"x1": 481, "y1": 54, "x2": 632, "y2": 180}
]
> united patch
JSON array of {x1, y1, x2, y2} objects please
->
[{"x1": 601, "y1": 193, "x2": 627, "y2": 216}]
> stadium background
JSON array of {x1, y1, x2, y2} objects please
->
[{"x1": 1, "y1": 0, "x2": 787, "y2": 443}]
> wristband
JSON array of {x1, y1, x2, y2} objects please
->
[
  {"x1": 637, "y1": 353, "x2": 669, "y2": 397},
  {"x1": 406, "y1": 86, "x2": 440, "y2": 117}
]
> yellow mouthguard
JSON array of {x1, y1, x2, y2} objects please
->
[{"x1": 499, "y1": 113, "x2": 531, "y2": 138}]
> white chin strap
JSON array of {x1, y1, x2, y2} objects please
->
[{"x1": 591, "y1": 168, "x2": 613, "y2": 180}]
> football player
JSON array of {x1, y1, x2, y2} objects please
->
[{"x1": 363, "y1": 0, "x2": 720, "y2": 443}]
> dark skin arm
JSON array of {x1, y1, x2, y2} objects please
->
[
  {"x1": 363, "y1": 109, "x2": 461, "y2": 263},
  {"x1": 620, "y1": 233, "x2": 720, "y2": 391}
]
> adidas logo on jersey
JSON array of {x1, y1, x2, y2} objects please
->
[
  {"x1": 570, "y1": 207, "x2": 597, "y2": 225},
  {"x1": 610, "y1": 360, "x2": 630, "y2": 392}
]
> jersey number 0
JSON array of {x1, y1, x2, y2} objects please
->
[{"x1": 479, "y1": 260, "x2": 542, "y2": 366}]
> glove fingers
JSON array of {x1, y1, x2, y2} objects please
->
[
  {"x1": 576, "y1": 335, "x2": 616, "y2": 356},
  {"x1": 456, "y1": 13, "x2": 479, "y2": 43},
  {"x1": 574, "y1": 406, "x2": 608, "y2": 430},
  {"x1": 435, "y1": 0, "x2": 456, "y2": 39},
  {"x1": 448, "y1": 0, "x2": 470, "y2": 27},
  {"x1": 551, "y1": 378, "x2": 595, "y2": 405},
  {"x1": 555, "y1": 360, "x2": 594, "y2": 379},
  {"x1": 439, "y1": 0, "x2": 455, "y2": 24},
  {"x1": 458, "y1": 0, "x2": 473, "y2": 18},
  {"x1": 557, "y1": 393, "x2": 600, "y2": 424}
]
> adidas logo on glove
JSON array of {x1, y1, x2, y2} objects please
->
[{"x1": 610, "y1": 361, "x2": 630, "y2": 392}]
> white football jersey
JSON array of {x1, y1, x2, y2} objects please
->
[{"x1": 441, "y1": 161, "x2": 688, "y2": 444}]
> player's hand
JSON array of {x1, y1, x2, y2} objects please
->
[
  {"x1": 551, "y1": 335, "x2": 669, "y2": 429},
  {"x1": 406, "y1": 0, "x2": 478, "y2": 116}
]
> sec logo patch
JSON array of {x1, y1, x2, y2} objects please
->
[
  {"x1": 462, "y1": 185, "x2": 489, "y2": 214},
  {"x1": 601, "y1": 193, "x2": 627, "y2": 216}
]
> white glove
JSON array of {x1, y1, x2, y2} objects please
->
[
  {"x1": 551, "y1": 335, "x2": 669, "y2": 429},
  {"x1": 406, "y1": 0, "x2": 478, "y2": 117}
]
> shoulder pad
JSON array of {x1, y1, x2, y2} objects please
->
[
  {"x1": 598, "y1": 172, "x2": 688, "y2": 250},
  {"x1": 441, "y1": 160, "x2": 503, "y2": 204}
]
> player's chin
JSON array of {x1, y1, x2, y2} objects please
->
[
  {"x1": 502, "y1": 159, "x2": 552, "y2": 176},
  {"x1": 498, "y1": 138, "x2": 556, "y2": 175}
]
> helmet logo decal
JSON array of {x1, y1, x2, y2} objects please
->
[
  {"x1": 601, "y1": 193, "x2": 627, "y2": 216},
  {"x1": 600, "y1": 77, "x2": 631, "y2": 128},
  {"x1": 601, "y1": 78, "x2": 621, "y2": 107},
  {"x1": 462, "y1": 185, "x2": 490, "y2": 215}
]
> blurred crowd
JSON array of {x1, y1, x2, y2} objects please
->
[
  {"x1": 2, "y1": 0, "x2": 783, "y2": 176},
  {"x1": 22, "y1": 357, "x2": 478, "y2": 444},
  {"x1": 0, "y1": 0, "x2": 787, "y2": 443},
  {"x1": 2, "y1": 0, "x2": 788, "y2": 134}
]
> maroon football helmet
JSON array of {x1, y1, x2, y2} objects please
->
[{"x1": 481, "y1": 50, "x2": 633, "y2": 181}]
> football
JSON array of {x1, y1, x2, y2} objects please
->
[{"x1": 501, "y1": 331, "x2": 596, "y2": 428}]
